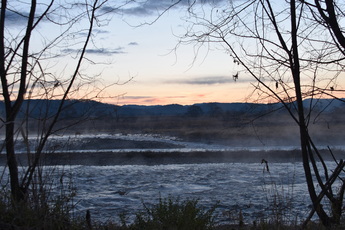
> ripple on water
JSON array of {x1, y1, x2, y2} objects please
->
[{"x1": 0, "y1": 162, "x2": 331, "y2": 224}]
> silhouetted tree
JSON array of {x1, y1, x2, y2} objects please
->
[
  {"x1": 180, "y1": 0, "x2": 345, "y2": 226},
  {"x1": 0, "y1": 0, "x2": 122, "y2": 203},
  {"x1": 302, "y1": 0, "x2": 345, "y2": 54}
]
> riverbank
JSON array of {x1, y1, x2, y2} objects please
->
[
  {"x1": 2, "y1": 132, "x2": 345, "y2": 166},
  {"x1": 3, "y1": 148, "x2": 345, "y2": 166},
  {"x1": 2, "y1": 149, "x2": 304, "y2": 166}
]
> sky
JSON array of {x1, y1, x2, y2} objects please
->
[
  {"x1": 20, "y1": 0, "x2": 252, "y2": 106},
  {"x1": 83, "y1": 0, "x2": 254, "y2": 105},
  {"x1": 5, "y1": 0, "x2": 345, "y2": 106}
]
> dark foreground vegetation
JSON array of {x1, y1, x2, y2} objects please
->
[{"x1": 1, "y1": 192, "x2": 345, "y2": 230}]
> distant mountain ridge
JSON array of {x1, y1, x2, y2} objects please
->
[{"x1": 0, "y1": 98, "x2": 344, "y2": 119}]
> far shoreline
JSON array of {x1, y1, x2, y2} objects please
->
[{"x1": 2, "y1": 148, "x2": 344, "y2": 166}]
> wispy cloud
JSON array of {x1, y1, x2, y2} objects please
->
[
  {"x1": 122, "y1": 96, "x2": 160, "y2": 105},
  {"x1": 123, "y1": 95, "x2": 188, "y2": 105},
  {"x1": 77, "y1": 29, "x2": 110, "y2": 38},
  {"x1": 101, "y1": 0, "x2": 225, "y2": 17},
  {"x1": 61, "y1": 47, "x2": 126, "y2": 55},
  {"x1": 168, "y1": 76, "x2": 235, "y2": 85},
  {"x1": 128, "y1": 42, "x2": 139, "y2": 46},
  {"x1": 123, "y1": 96, "x2": 153, "y2": 100},
  {"x1": 5, "y1": 10, "x2": 30, "y2": 26},
  {"x1": 93, "y1": 29, "x2": 110, "y2": 34}
]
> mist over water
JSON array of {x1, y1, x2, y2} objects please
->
[{"x1": 6, "y1": 133, "x2": 303, "y2": 154}]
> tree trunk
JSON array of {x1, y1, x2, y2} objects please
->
[
  {"x1": 290, "y1": 0, "x2": 331, "y2": 225},
  {"x1": 5, "y1": 119, "x2": 24, "y2": 201}
]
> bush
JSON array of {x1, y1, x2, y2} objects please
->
[
  {"x1": 129, "y1": 197, "x2": 217, "y2": 230},
  {"x1": 0, "y1": 169, "x2": 81, "y2": 230}
]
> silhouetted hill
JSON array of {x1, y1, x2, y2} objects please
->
[
  {"x1": 0, "y1": 98, "x2": 344, "y2": 120},
  {"x1": 0, "y1": 99, "x2": 116, "y2": 119}
]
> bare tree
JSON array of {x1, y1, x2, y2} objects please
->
[
  {"x1": 302, "y1": 0, "x2": 345, "y2": 54},
  {"x1": 179, "y1": 0, "x2": 345, "y2": 226},
  {"x1": 0, "y1": 0, "x2": 121, "y2": 203}
]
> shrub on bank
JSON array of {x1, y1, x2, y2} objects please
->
[
  {"x1": 127, "y1": 197, "x2": 217, "y2": 230},
  {"x1": 0, "y1": 170, "x2": 81, "y2": 230},
  {"x1": 1, "y1": 189, "x2": 345, "y2": 230},
  {"x1": 0, "y1": 192, "x2": 80, "y2": 230}
]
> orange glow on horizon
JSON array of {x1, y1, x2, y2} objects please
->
[{"x1": 101, "y1": 89, "x2": 345, "y2": 106}]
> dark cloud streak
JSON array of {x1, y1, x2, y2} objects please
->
[
  {"x1": 5, "y1": 10, "x2": 29, "y2": 26},
  {"x1": 168, "y1": 76, "x2": 235, "y2": 85},
  {"x1": 94, "y1": 29, "x2": 110, "y2": 34},
  {"x1": 102, "y1": 0, "x2": 226, "y2": 17},
  {"x1": 123, "y1": 95, "x2": 188, "y2": 104},
  {"x1": 128, "y1": 42, "x2": 139, "y2": 46},
  {"x1": 61, "y1": 47, "x2": 126, "y2": 55}
]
